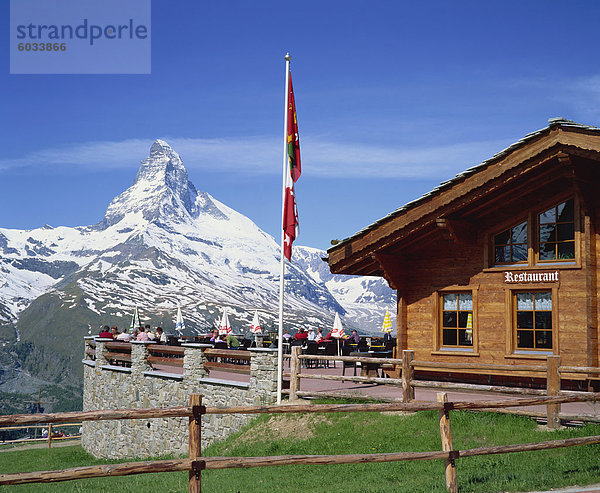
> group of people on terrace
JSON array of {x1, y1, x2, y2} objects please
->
[
  {"x1": 208, "y1": 329, "x2": 241, "y2": 349},
  {"x1": 97, "y1": 325, "x2": 168, "y2": 343},
  {"x1": 283, "y1": 327, "x2": 362, "y2": 344}
]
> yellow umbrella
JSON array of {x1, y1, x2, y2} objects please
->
[{"x1": 381, "y1": 310, "x2": 393, "y2": 333}]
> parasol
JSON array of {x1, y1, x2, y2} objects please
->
[
  {"x1": 250, "y1": 310, "x2": 262, "y2": 334},
  {"x1": 129, "y1": 306, "x2": 141, "y2": 334},
  {"x1": 175, "y1": 305, "x2": 185, "y2": 335},
  {"x1": 219, "y1": 308, "x2": 232, "y2": 335}
]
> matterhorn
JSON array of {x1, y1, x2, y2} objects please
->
[{"x1": 0, "y1": 140, "x2": 394, "y2": 412}]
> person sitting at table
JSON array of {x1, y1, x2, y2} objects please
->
[
  {"x1": 144, "y1": 324, "x2": 156, "y2": 341},
  {"x1": 213, "y1": 334, "x2": 228, "y2": 348},
  {"x1": 209, "y1": 329, "x2": 219, "y2": 342},
  {"x1": 350, "y1": 329, "x2": 360, "y2": 344},
  {"x1": 116, "y1": 329, "x2": 131, "y2": 341},
  {"x1": 294, "y1": 328, "x2": 308, "y2": 340},
  {"x1": 323, "y1": 330, "x2": 333, "y2": 341},
  {"x1": 314, "y1": 328, "x2": 324, "y2": 343},
  {"x1": 307, "y1": 328, "x2": 316, "y2": 341},
  {"x1": 98, "y1": 325, "x2": 113, "y2": 339},
  {"x1": 282, "y1": 329, "x2": 293, "y2": 341},
  {"x1": 136, "y1": 327, "x2": 149, "y2": 341},
  {"x1": 156, "y1": 327, "x2": 168, "y2": 344},
  {"x1": 110, "y1": 326, "x2": 119, "y2": 338},
  {"x1": 227, "y1": 332, "x2": 241, "y2": 348}
]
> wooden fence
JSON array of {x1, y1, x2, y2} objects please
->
[
  {"x1": 286, "y1": 347, "x2": 600, "y2": 428},
  {"x1": 0, "y1": 423, "x2": 81, "y2": 448},
  {"x1": 1, "y1": 393, "x2": 600, "y2": 492}
]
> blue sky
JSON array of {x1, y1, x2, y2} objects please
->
[{"x1": 3, "y1": 1, "x2": 600, "y2": 251}]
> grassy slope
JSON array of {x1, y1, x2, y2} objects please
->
[{"x1": 1, "y1": 410, "x2": 600, "y2": 492}]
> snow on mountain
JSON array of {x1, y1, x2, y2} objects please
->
[
  {"x1": 293, "y1": 246, "x2": 396, "y2": 333},
  {"x1": 0, "y1": 140, "x2": 396, "y2": 342}
]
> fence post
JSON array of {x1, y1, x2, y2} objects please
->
[
  {"x1": 402, "y1": 350, "x2": 414, "y2": 402},
  {"x1": 546, "y1": 355, "x2": 561, "y2": 429},
  {"x1": 437, "y1": 393, "x2": 458, "y2": 493},
  {"x1": 47, "y1": 423, "x2": 52, "y2": 449},
  {"x1": 189, "y1": 394, "x2": 204, "y2": 493},
  {"x1": 289, "y1": 346, "x2": 302, "y2": 401}
]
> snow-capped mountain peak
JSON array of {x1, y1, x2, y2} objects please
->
[{"x1": 102, "y1": 139, "x2": 201, "y2": 227}]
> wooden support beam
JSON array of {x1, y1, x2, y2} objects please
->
[
  {"x1": 372, "y1": 252, "x2": 405, "y2": 290},
  {"x1": 560, "y1": 154, "x2": 598, "y2": 220},
  {"x1": 435, "y1": 217, "x2": 476, "y2": 244},
  {"x1": 438, "y1": 393, "x2": 458, "y2": 493},
  {"x1": 402, "y1": 350, "x2": 414, "y2": 402},
  {"x1": 546, "y1": 356, "x2": 561, "y2": 429},
  {"x1": 189, "y1": 394, "x2": 203, "y2": 493},
  {"x1": 289, "y1": 346, "x2": 302, "y2": 401}
]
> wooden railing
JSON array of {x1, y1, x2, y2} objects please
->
[
  {"x1": 104, "y1": 341, "x2": 132, "y2": 367},
  {"x1": 286, "y1": 348, "x2": 600, "y2": 428},
  {"x1": 0, "y1": 423, "x2": 81, "y2": 448},
  {"x1": 147, "y1": 344, "x2": 184, "y2": 369},
  {"x1": 85, "y1": 338, "x2": 254, "y2": 375},
  {"x1": 1, "y1": 393, "x2": 600, "y2": 492},
  {"x1": 204, "y1": 348, "x2": 251, "y2": 374}
]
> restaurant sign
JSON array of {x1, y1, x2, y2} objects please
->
[{"x1": 504, "y1": 271, "x2": 559, "y2": 283}]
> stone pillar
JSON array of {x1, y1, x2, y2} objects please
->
[
  {"x1": 182, "y1": 344, "x2": 210, "y2": 380},
  {"x1": 248, "y1": 348, "x2": 278, "y2": 405},
  {"x1": 83, "y1": 336, "x2": 95, "y2": 360},
  {"x1": 131, "y1": 341, "x2": 154, "y2": 374},
  {"x1": 93, "y1": 338, "x2": 111, "y2": 374},
  {"x1": 254, "y1": 334, "x2": 264, "y2": 348}
]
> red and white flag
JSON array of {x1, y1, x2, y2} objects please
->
[{"x1": 283, "y1": 72, "x2": 301, "y2": 261}]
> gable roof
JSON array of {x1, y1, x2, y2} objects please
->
[{"x1": 327, "y1": 118, "x2": 600, "y2": 276}]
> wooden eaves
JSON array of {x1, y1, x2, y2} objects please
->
[{"x1": 327, "y1": 118, "x2": 600, "y2": 280}]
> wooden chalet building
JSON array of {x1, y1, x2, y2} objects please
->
[{"x1": 327, "y1": 118, "x2": 600, "y2": 389}]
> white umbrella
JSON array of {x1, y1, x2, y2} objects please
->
[
  {"x1": 129, "y1": 306, "x2": 141, "y2": 334},
  {"x1": 331, "y1": 313, "x2": 345, "y2": 356},
  {"x1": 250, "y1": 310, "x2": 262, "y2": 334},
  {"x1": 219, "y1": 308, "x2": 231, "y2": 335},
  {"x1": 332, "y1": 313, "x2": 345, "y2": 338},
  {"x1": 175, "y1": 306, "x2": 185, "y2": 335}
]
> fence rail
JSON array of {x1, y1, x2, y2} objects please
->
[
  {"x1": 1, "y1": 393, "x2": 600, "y2": 492},
  {"x1": 287, "y1": 347, "x2": 600, "y2": 428},
  {"x1": 0, "y1": 422, "x2": 82, "y2": 448}
]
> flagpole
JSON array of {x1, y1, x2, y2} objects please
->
[{"x1": 277, "y1": 53, "x2": 292, "y2": 404}]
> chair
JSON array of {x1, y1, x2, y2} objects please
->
[
  {"x1": 342, "y1": 345, "x2": 356, "y2": 376},
  {"x1": 375, "y1": 350, "x2": 394, "y2": 378},
  {"x1": 357, "y1": 339, "x2": 368, "y2": 352},
  {"x1": 167, "y1": 335, "x2": 180, "y2": 346},
  {"x1": 323, "y1": 341, "x2": 338, "y2": 368},
  {"x1": 304, "y1": 341, "x2": 320, "y2": 368}
]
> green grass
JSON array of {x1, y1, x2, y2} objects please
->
[{"x1": 1, "y1": 408, "x2": 600, "y2": 492}]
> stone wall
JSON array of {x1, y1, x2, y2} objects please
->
[{"x1": 81, "y1": 337, "x2": 278, "y2": 459}]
